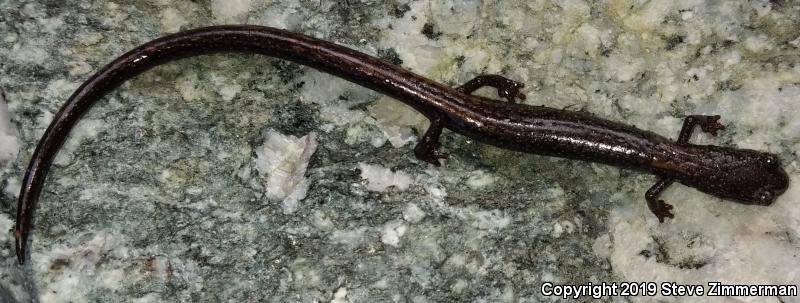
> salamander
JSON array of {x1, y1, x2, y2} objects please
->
[{"x1": 13, "y1": 25, "x2": 789, "y2": 264}]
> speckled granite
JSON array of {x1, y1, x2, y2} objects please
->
[{"x1": 1, "y1": 1, "x2": 799, "y2": 302}]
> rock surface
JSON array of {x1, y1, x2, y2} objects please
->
[{"x1": 0, "y1": 1, "x2": 798, "y2": 302}]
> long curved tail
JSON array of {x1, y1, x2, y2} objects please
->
[{"x1": 14, "y1": 25, "x2": 467, "y2": 264}]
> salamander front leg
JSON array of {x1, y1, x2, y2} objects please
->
[
  {"x1": 677, "y1": 115, "x2": 725, "y2": 145},
  {"x1": 646, "y1": 177, "x2": 676, "y2": 223},
  {"x1": 643, "y1": 115, "x2": 725, "y2": 222},
  {"x1": 643, "y1": 116, "x2": 724, "y2": 222},
  {"x1": 456, "y1": 74, "x2": 526, "y2": 103},
  {"x1": 414, "y1": 118, "x2": 447, "y2": 166}
]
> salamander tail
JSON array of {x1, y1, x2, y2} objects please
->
[{"x1": 15, "y1": 228, "x2": 26, "y2": 265}]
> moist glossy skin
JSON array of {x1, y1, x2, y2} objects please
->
[
  {"x1": 450, "y1": 98, "x2": 788, "y2": 203},
  {"x1": 13, "y1": 25, "x2": 790, "y2": 264}
]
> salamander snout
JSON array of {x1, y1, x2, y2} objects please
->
[
  {"x1": 753, "y1": 167, "x2": 789, "y2": 205},
  {"x1": 747, "y1": 154, "x2": 789, "y2": 205}
]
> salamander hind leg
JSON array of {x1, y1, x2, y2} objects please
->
[
  {"x1": 456, "y1": 74, "x2": 526, "y2": 103},
  {"x1": 414, "y1": 118, "x2": 447, "y2": 166},
  {"x1": 677, "y1": 115, "x2": 726, "y2": 145},
  {"x1": 646, "y1": 177, "x2": 676, "y2": 223}
]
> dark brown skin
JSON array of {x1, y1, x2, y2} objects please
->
[{"x1": 14, "y1": 25, "x2": 789, "y2": 264}]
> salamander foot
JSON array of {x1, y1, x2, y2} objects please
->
[
  {"x1": 414, "y1": 119, "x2": 447, "y2": 166},
  {"x1": 696, "y1": 115, "x2": 725, "y2": 136},
  {"x1": 648, "y1": 199, "x2": 675, "y2": 223},
  {"x1": 645, "y1": 177, "x2": 675, "y2": 222},
  {"x1": 456, "y1": 74, "x2": 526, "y2": 103},
  {"x1": 677, "y1": 115, "x2": 725, "y2": 144}
]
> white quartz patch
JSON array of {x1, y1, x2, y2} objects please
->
[
  {"x1": 299, "y1": 70, "x2": 368, "y2": 126},
  {"x1": 605, "y1": 54, "x2": 645, "y2": 82},
  {"x1": 35, "y1": 231, "x2": 133, "y2": 303},
  {"x1": 211, "y1": 0, "x2": 252, "y2": 23},
  {"x1": 367, "y1": 98, "x2": 424, "y2": 148},
  {"x1": 45, "y1": 79, "x2": 77, "y2": 102},
  {"x1": 255, "y1": 130, "x2": 318, "y2": 214},
  {"x1": 8, "y1": 42, "x2": 50, "y2": 66},
  {"x1": 160, "y1": 8, "x2": 188, "y2": 32},
  {"x1": 462, "y1": 209, "x2": 511, "y2": 231},
  {"x1": 0, "y1": 214, "x2": 12, "y2": 242},
  {"x1": 403, "y1": 203, "x2": 426, "y2": 223},
  {"x1": 358, "y1": 163, "x2": 413, "y2": 192},
  {"x1": 465, "y1": 170, "x2": 497, "y2": 189},
  {"x1": 330, "y1": 227, "x2": 368, "y2": 247},
  {"x1": 0, "y1": 93, "x2": 20, "y2": 169},
  {"x1": 374, "y1": 0, "x2": 447, "y2": 74},
  {"x1": 131, "y1": 294, "x2": 162, "y2": 303},
  {"x1": 430, "y1": 0, "x2": 480, "y2": 36},
  {"x1": 422, "y1": 169, "x2": 511, "y2": 231},
  {"x1": 330, "y1": 287, "x2": 348, "y2": 303},
  {"x1": 176, "y1": 72, "x2": 204, "y2": 102},
  {"x1": 380, "y1": 220, "x2": 407, "y2": 247},
  {"x1": 3, "y1": 177, "x2": 19, "y2": 198}
]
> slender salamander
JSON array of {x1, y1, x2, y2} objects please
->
[{"x1": 14, "y1": 25, "x2": 789, "y2": 264}]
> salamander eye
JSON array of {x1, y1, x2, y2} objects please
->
[
  {"x1": 762, "y1": 154, "x2": 780, "y2": 168},
  {"x1": 761, "y1": 192, "x2": 772, "y2": 203},
  {"x1": 756, "y1": 188, "x2": 774, "y2": 205}
]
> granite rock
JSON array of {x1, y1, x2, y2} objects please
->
[{"x1": 0, "y1": 1, "x2": 798, "y2": 302}]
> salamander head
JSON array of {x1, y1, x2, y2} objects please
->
[{"x1": 710, "y1": 150, "x2": 789, "y2": 205}]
